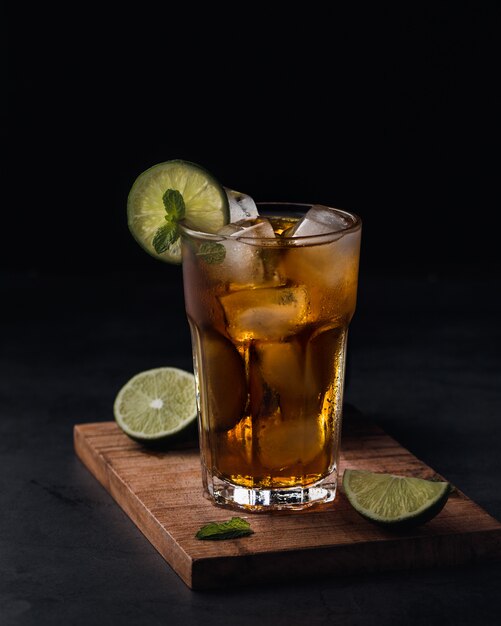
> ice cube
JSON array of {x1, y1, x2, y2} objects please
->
[
  {"x1": 225, "y1": 187, "x2": 259, "y2": 222},
  {"x1": 279, "y1": 215, "x2": 361, "y2": 321},
  {"x1": 257, "y1": 410, "x2": 325, "y2": 470},
  {"x1": 256, "y1": 339, "x2": 323, "y2": 424},
  {"x1": 290, "y1": 205, "x2": 350, "y2": 239},
  {"x1": 256, "y1": 340, "x2": 304, "y2": 396},
  {"x1": 213, "y1": 218, "x2": 278, "y2": 287},
  {"x1": 218, "y1": 218, "x2": 275, "y2": 239},
  {"x1": 256, "y1": 339, "x2": 305, "y2": 421},
  {"x1": 219, "y1": 285, "x2": 309, "y2": 342}
]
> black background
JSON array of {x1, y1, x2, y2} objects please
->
[
  {"x1": 5, "y1": 6, "x2": 497, "y2": 278},
  {"x1": 3, "y1": 8, "x2": 501, "y2": 626}
]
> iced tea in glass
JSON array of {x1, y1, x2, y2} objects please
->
[{"x1": 180, "y1": 203, "x2": 361, "y2": 511}]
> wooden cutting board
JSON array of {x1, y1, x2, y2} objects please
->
[{"x1": 74, "y1": 409, "x2": 501, "y2": 590}]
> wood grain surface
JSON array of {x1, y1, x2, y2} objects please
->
[{"x1": 74, "y1": 410, "x2": 501, "y2": 590}]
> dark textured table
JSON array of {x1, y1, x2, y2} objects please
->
[{"x1": 2, "y1": 268, "x2": 500, "y2": 625}]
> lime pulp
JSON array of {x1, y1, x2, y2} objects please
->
[
  {"x1": 127, "y1": 159, "x2": 229, "y2": 263},
  {"x1": 342, "y1": 469, "x2": 451, "y2": 527},
  {"x1": 113, "y1": 367, "x2": 197, "y2": 442}
]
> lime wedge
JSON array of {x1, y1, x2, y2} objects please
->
[
  {"x1": 342, "y1": 469, "x2": 451, "y2": 528},
  {"x1": 113, "y1": 367, "x2": 197, "y2": 442},
  {"x1": 127, "y1": 160, "x2": 229, "y2": 263}
]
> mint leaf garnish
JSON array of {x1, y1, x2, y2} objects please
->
[
  {"x1": 162, "y1": 189, "x2": 185, "y2": 220},
  {"x1": 150, "y1": 189, "x2": 185, "y2": 254},
  {"x1": 153, "y1": 223, "x2": 178, "y2": 254},
  {"x1": 195, "y1": 517, "x2": 253, "y2": 540},
  {"x1": 196, "y1": 242, "x2": 226, "y2": 264}
]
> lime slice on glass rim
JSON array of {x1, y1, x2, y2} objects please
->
[
  {"x1": 127, "y1": 159, "x2": 229, "y2": 263},
  {"x1": 113, "y1": 367, "x2": 197, "y2": 443},
  {"x1": 342, "y1": 469, "x2": 451, "y2": 528}
]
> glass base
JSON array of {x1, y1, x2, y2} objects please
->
[{"x1": 204, "y1": 470, "x2": 338, "y2": 512}]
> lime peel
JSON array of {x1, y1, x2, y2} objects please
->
[{"x1": 342, "y1": 469, "x2": 451, "y2": 528}]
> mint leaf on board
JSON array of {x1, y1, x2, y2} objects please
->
[
  {"x1": 153, "y1": 223, "x2": 179, "y2": 254},
  {"x1": 196, "y1": 241, "x2": 226, "y2": 264},
  {"x1": 195, "y1": 517, "x2": 253, "y2": 540},
  {"x1": 162, "y1": 189, "x2": 186, "y2": 220}
]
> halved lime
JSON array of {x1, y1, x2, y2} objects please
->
[
  {"x1": 127, "y1": 160, "x2": 229, "y2": 263},
  {"x1": 113, "y1": 367, "x2": 197, "y2": 442},
  {"x1": 342, "y1": 469, "x2": 451, "y2": 528}
]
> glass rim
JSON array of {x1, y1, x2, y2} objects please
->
[{"x1": 178, "y1": 202, "x2": 362, "y2": 244}]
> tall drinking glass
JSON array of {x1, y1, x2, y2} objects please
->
[{"x1": 179, "y1": 203, "x2": 361, "y2": 511}]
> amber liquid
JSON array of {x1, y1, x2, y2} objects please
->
[{"x1": 183, "y1": 216, "x2": 360, "y2": 490}]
